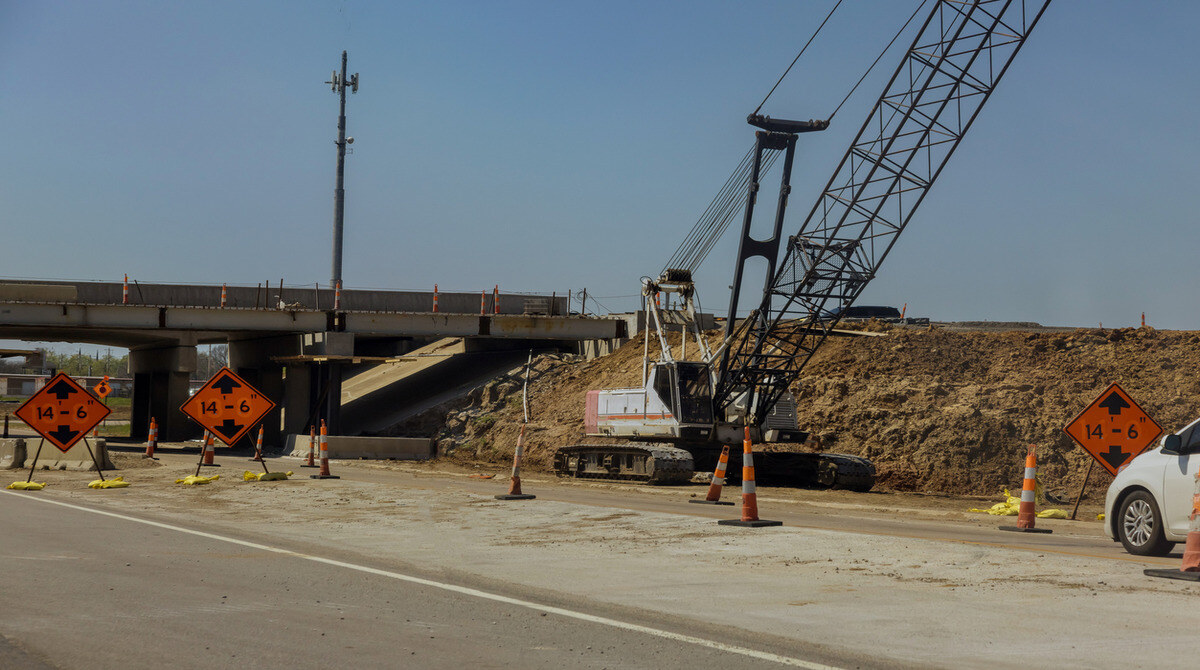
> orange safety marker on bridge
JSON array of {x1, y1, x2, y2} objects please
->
[
  {"x1": 301, "y1": 425, "x2": 318, "y2": 467},
  {"x1": 249, "y1": 425, "x2": 264, "y2": 462},
  {"x1": 690, "y1": 444, "x2": 734, "y2": 505},
  {"x1": 143, "y1": 417, "x2": 158, "y2": 459},
  {"x1": 718, "y1": 428, "x2": 781, "y2": 527},
  {"x1": 496, "y1": 424, "x2": 535, "y2": 501},
  {"x1": 1000, "y1": 445, "x2": 1051, "y2": 534},
  {"x1": 433, "y1": 284, "x2": 439, "y2": 312},
  {"x1": 123, "y1": 274, "x2": 129, "y2": 305},
  {"x1": 310, "y1": 420, "x2": 339, "y2": 479},
  {"x1": 334, "y1": 281, "x2": 342, "y2": 310},
  {"x1": 1146, "y1": 473, "x2": 1200, "y2": 581},
  {"x1": 480, "y1": 290, "x2": 486, "y2": 315},
  {"x1": 221, "y1": 283, "x2": 228, "y2": 308},
  {"x1": 493, "y1": 285, "x2": 500, "y2": 314}
]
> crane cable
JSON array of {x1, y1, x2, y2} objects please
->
[
  {"x1": 828, "y1": 0, "x2": 928, "y2": 121},
  {"x1": 752, "y1": 0, "x2": 844, "y2": 117},
  {"x1": 664, "y1": 0, "x2": 928, "y2": 275}
]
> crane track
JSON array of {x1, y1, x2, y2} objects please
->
[{"x1": 552, "y1": 444, "x2": 694, "y2": 485}]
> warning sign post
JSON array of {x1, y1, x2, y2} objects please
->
[
  {"x1": 13, "y1": 373, "x2": 113, "y2": 484},
  {"x1": 1064, "y1": 383, "x2": 1163, "y2": 477},
  {"x1": 180, "y1": 368, "x2": 276, "y2": 475}
]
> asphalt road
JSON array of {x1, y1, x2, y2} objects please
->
[{"x1": 0, "y1": 490, "x2": 883, "y2": 670}]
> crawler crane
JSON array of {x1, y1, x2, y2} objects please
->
[{"x1": 554, "y1": 0, "x2": 1054, "y2": 487}]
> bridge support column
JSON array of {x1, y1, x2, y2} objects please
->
[
  {"x1": 228, "y1": 335, "x2": 302, "y2": 452},
  {"x1": 130, "y1": 341, "x2": 197, "y2": 442}
]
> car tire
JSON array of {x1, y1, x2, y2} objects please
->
[{"x1": 1117, "y1": 490, "x2": 1175, "y2": 556}]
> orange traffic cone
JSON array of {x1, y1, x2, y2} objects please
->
[
  {"x1": 1000, "y1": 445, "x2": 1050, "y2": 534},
  {"x1": 142, "y1": 417, "x2": 158, "y2": 459},
  {"x1": 249, "y1": 425, "x2": 264, "y2": 462},
  {"x1": 496, "y1": 424, "x2": 535, "y2": 500},
  {"x1": 301, "y1": 425, "x2": 318, "y2": 468},
  {"x1": 309, "y1": 420, "x2": 339, "y2": 479},
  {"x1": 1146, "y1": 473, "x2": 1200, "y2": 581},
  {"x1": 200, "y1": 432, "x2": 219, "y2": 467},
  {"x1": 719, "y1": 428, "x2": 781, "y2": 527},
  {"x1": 690, "y1": 444, "x2": 734, "y2": 505}
]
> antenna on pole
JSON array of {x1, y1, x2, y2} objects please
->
[{"x1": 326, "y1": 50, "x2": 359, "y2": 289}]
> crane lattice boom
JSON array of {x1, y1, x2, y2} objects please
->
[{"x1": 716, "y1": 0, "x2": 1053, "y2": 422}]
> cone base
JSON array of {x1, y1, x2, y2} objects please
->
[
  {"x1": 249, "y1": 457, "x2": 263, "y2": 462},
  {"x1": 309, "y1": 474, "x2": 340, "y2": 479},
  {"x1": 495, "y1": 494, "x2": 536, "y2": 500},
  {"x1": 200, "y1": 463, "x2": 221, "y2": 467},
  {"x1": 718, "y1": 519, "x2": 782, "y2": 527},
  {"x1": 689, "y1": 499, "x2": 735, "y2": 505},
  {"x1": 1145, "y1": 568, "x2": 1200, "y2": 581},
  {"x1": 300, "y1": 464, "x2": 319, "y2": 468},
  {"x1": 142, "y1": 456, "x2": 158, "y2": 460},
  {"x1": 998, "y1": 526, "x2": 1051, "y2": 534}
]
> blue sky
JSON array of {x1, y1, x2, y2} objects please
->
[{"x1": 3, "y1": 0, "x2": 1199, "y2": 351}]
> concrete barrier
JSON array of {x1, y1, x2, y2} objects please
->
[
  {"x1": 286, "y1": 434, "x2": 433, "y2": 461},
  {"x1": 0, "y1": 438, "x2": 26, "y2": 469},
  {"x1": 18, "y1": 439, "x2": 114, "y2": 471}
]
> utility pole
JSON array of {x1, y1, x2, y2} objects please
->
[
  {"x1": 323, "y1": 51, "x2": 358, "y2": 437},
  {"x1": 326, "y1": 51, "x2": 358, "y2": 288}
]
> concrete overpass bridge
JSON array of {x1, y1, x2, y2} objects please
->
[{"x1": 0, "y1": 281, "x2": 627, "y2": 445}]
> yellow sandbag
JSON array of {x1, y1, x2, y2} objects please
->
[
  {"x1": 1037, "y1": 509, "x2": 1068, "y2": 519},
  {"x1": 88, "y1": 476, "x2": 130, "y2": 489},
  {"x1": 7, "y1": 481, "x2": 46, "y2": 491},
  {"x1": 243, "y1": 470, "x2": 293, "y2": 482},
  {"x1": 176, "y1": 474, "x2": 220, "y2": 485},
  {"x1": 1098, "y1": 513, "x2": 1105, "y2": 521}
]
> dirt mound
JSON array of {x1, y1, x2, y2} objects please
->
[{"x1": 399, "y1": 324, "x2": 1200, "y2": 497}]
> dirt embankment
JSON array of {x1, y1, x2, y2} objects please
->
[{"x1": 395, "y1": 324, "x2": 1200, "y2": 497}]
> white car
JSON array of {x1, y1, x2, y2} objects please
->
[{"x1": 1104, "y1": 417, "x2": 1200, "y2": 555}]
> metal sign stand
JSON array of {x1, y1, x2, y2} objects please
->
[
  {"x1": 24, "y1": 438, "x2": 44, "y2": 483},
  {"x1": 81, "y1": 437, "x2": 106, "y2": 483},
  {"x1": 1069, "y1": 460, "x2": 1095, "y2": 521}
]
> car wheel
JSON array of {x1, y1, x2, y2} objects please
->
[{"x1": 1117, "y1": 490, "x2": 1175, "y2": 556}]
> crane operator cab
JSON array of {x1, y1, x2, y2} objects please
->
[{"x1": 586, "y1": 362, "x2": 714, "y2": 442}]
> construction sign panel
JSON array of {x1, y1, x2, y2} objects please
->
[
  {"x1": 15, "y1": 373, "x2": 112, "y2": 452},
  {"x1": 1064, "y1": 383, "x2": 1162, "y2": 476},
  {"x1": 93, "y1": 376, "x2": 111, "y2": 398},
  {"x1": 180, "y1": 367, "x2": 276, "y2": 447}
]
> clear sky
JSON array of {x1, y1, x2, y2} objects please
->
[{"x1": 3, "y1": 0, "x2": 1199, "y2": 353}]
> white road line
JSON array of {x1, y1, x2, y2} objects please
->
[{"x1": 3, "y1": 491, "x2": 841, "y2": 669}]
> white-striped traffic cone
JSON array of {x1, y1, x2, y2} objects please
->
[
  {"x1": 143, "y1": 417, "x2": 158, "y2": 459},
  {"x1": 719, "y1": 428, "x2": 781, "y2": 527},
  {"x1": 1000, "y1": 445, "x2": 1051, "y2": 534},
  {"x1": 301, "y1": 425, "x2": 318, "y2": 467},
  {"x1": 1146, "y1": 473, "x2": 1200, "y2": 581},
  {"x1": 690, "y1": 444, "x2": 734, "y2": 505},
  {"x1": 310, "y1": 420, "x2": 339, "y2": 479},
  {"x1": 496, "y1": 424, "x2": 535, "y2": 500},
  {"x1": 249, "y1": 425, "x2": 264, "y2": 462},
  {"x1": 201, "y1": 431, "x2": 219, "y2": 467}
]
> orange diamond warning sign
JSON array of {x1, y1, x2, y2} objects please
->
[
  {"x1": 180, "y1": 368, "x2": 275, "y2": 447},
  {"x1": 93, "y1": 376, "x2": 111, "y2": 398},
  {"x1": 15, "y1": 373, "x2": 112, "y2": 452},
  {"x1": 1064, "y1": 382, "x2": 1162, "y2": 476}
]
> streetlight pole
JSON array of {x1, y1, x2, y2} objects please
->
[{"x1": 326, "y1": 50, "x2": 358, "y2": 289}]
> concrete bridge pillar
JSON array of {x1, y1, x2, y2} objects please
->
[
  {"x1": 130, "y1": 341, "x2": 197, "y2": 442},
  {"x1": 227, "y1": 334, "x2": 302, "y2": 451}
]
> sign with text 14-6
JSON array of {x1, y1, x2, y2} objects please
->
[
  {"x1": 179, "y1": 367, "x2": 275, "y2": 447},
  {"x1": 1064, "y1": 382, "x2": 1162, "y2": 476},
  {"x1": 14, "y1": 373, "x2": 111, "y2": 452}
]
